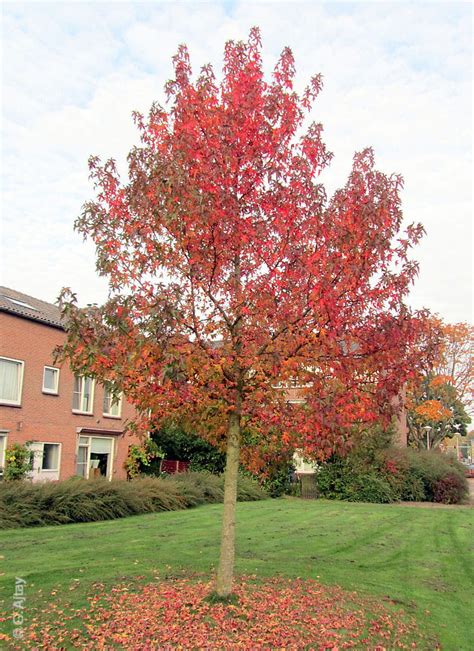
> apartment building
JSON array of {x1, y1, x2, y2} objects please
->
[{"x1": 0, "y1": 287, "x2": 139, "y2": 481}]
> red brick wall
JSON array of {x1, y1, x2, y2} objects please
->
[{"x1": 0, "y1": 312, "x2": 140, "y2": 480}]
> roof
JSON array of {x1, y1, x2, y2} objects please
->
[{"x1": 0, "y1": 286, "x2": 64, "y2": 330}]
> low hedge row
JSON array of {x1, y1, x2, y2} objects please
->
[
  {"x1": 315, "y1": 448, "x2": 469, "y2": 504},
  {"x1": 0, "y1": 472, "x2": 267, "y2": 529}
]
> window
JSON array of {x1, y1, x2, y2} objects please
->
[
  {"x1": 41, "y1": 443, "x2": 60, "y2": 471},
  {"x1": 76, "y1": 436, "x2": 114, "y2": 479},
  {"x1": 0, "y1": 433, "x2": 7, "y2": 473},
  {"x1": 76, "y1": 439, "x2": 89, "y2": 477},
  {"x1": 0, "y1": 357, "x2": 24, "y2": 406},
  {"x1": 72, "y1": 376, "x2": 94, "y2": 414},
  {"x1": 28, "y1": 442, "x2": 61, "y2": 478},
  {"x1": 43, "y1": 366, "x2": 59, "y2": 395},
  {"x1": 103, "y1": 386, "x2": 122, "y2": 418},
  {"x1": 0, "y1": 294, "x2": 38, "y2": 311}
]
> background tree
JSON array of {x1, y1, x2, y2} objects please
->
[
  {"x1": 406, "y1": 319, "x2": 473, "y2": 449},
  {"x1": 407, "y1": 373, "x2": 471, "y2": 449},
  {"x1": 433, "y1": 321, "x2": 473, "y2": 405},
  {"x1": 58, "y1": 29, "x2": 433, "y2": 598}
]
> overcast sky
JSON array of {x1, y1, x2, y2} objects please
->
[{"x1": 1, "y1": 1, "x2": 472, "y2": 323}]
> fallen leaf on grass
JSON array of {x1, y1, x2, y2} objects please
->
[{"x1": 5, "y1": 576, "x2": 439, "y2": 650}]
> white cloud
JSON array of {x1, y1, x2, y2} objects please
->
[{"x1": 1, "y1": 1, "x2": 472, "y2": 323}]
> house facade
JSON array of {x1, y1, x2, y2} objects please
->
[{"x1": 0, "y1": 287, "x2": 139, "y2": 481}]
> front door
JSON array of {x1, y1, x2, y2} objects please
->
[{"x1": 77, "y1": 436, "x2": 114, "y2": 479}]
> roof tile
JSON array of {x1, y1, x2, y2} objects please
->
[{"x1": 0, "y1": 286, "x2": 63, "y2": 329}]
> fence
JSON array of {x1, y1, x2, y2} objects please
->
[
  {"x1": 159, "y1": 459, "x2": 190, "y2": 475},
  {"x1": 299, "y1": 473, "x2": 318, "y2": 499}
]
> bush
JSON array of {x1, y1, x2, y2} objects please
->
[
  {"x1": 345, "y1": 472, "x2": 395, "y2": 504},
  {"x1": 315, "y1": 429, "x2": 469, "y2": 505},
  {"x1": 3, "y1": 443, "x2": 33, "y2": 481},
  {"x1": 259, "y1": 458, "x2": 296, "y2": 498},
  {"x1": 171, "y1": 471, "x2": 224, "y2": 506},
  {"x1": 151, "y1": 424, "x2": 226, "y2": 475},
  {"x1": 381, "y1": 448, "x2": 468, "y2": 504},
  {"x1": 152, "y1": 422, "x2": 293, "y2": 497},
  {"x1": 124, "y1": 439, "x2": 164, "y2": 479},
  {"x1": 315, "y1": 460, "x2": 396, "y2": 503},
  {"x1": 433, "y1": 473, "x2": 467, "y2": 504},
  {"x1": 235, "y1": 474, "x2": 272, "y2": 501},
  {"x1": 314, "y1": 458, "x2": 352, "y2": 500},
  {"x1": 0, "y1": 472, "x2": 268, "y2": 529}
]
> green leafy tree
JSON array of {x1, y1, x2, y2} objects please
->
[
  {"x1": 152, "y1": 422, "x2": 226, "y2": 475},
  {"x1": 407, "y1": 374, "x2": 471, "y2": 449}
]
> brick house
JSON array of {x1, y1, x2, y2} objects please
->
[
  {"x1": 0, "y1": 287, "x2": 139, "y2": 481},
  {"x1": 285, "y1": 379, "x2": 408, "y2": 477}
]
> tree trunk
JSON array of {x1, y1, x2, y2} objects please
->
[{"x1": 215, "y1": 411, "x2": 241, "y2": 597}]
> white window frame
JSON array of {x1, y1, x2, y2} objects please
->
[
  {"x1": 76, "y1": 437, "x2": 90, "y2": 478},
  {"x1": 42, "y1": 366, "x2": 60, "y2": 395},
  {"x1": 103, "y1": 387, "x2": 122, "y2": 418},
  {"x1": 0, "y1": 356, "x2": 25, "y2": 406},
  {"x1": 76, "y1": 435, "x2": 114, "y2": 480},
  {"x1": 0, "y1": 431, "x2": 8, "y2": 475},
  {"x1": 39, "y1": 442, "x2": 61, "y2": 472},
  {"x1": 72, "y1": 376, "x2": 95, "y2": 415}
]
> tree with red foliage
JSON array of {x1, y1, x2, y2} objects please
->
[{"x1": 58, "y1": 29, "x2": 433, "y2": 597}]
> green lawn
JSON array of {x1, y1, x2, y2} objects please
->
[{"x1": 0, "y1": 498, "x2": 472, "y2": 649}]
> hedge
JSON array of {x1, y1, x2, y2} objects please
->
[
  {"x1": 0, "y1": 472, "x2": 267, "y2": 529},
  {"x1": 315, "y1": 447, "x2": 469, "y2": 505}
]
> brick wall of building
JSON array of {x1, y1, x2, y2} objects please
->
[{"x1": 0, "y1": 311, "x2": 139, "y2": 480}]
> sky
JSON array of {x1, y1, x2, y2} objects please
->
[{"x1": 1, "y1": 1, "x2": 472, "y2": 324}]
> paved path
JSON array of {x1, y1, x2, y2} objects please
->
[{"x1": 468, "y1": 478, "x2": 474, "y2": 504}]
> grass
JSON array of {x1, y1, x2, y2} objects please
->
[{"x1": 0, "y1": 498, "x2": 472, "y2": 649}]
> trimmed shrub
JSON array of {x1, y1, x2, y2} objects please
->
[
  {"x1": 315, "y1": 435, "x2": 469, "y2": 505},
  {"x1": 236, "y1": 474, "x2": 272, "y2": 501},
  {"x1": 0, "y1": 472, "x2": 267, "y2": 529},
  {"x1": 170, "y1": 471, "x2": 268, "y2": 504},
  {"x1": 433, "y1": 473, "x2": 468, "y2": 504},
  {"x1": 381, "y1": 448, "x2": 468, "y2": 504},
  {"x1": 170, "y1": 471, "x2": 224, "y2": 506},
  {"x1": 315, "y1": 461, "x2": 396, "y2": 503},
  {"x1": 314, "y1": 458, "x2": 353, "y2": 501},
  {"x1": 344, "y1": 472, "x2": 395, "y2": 504}
]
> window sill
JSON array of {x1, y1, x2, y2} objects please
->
[
  {"x1": 102, "y1": 414, "x2": 122, "y2": 420},
  {"x1": 42, "y1": 390, "x2": 59, "y2": 396},
  {"x1": 40, "y1": 468, "x2": 59, "y2": 472},
  {"x1": 72, "y1": 410, "x2": 94, "y2": 416},
  {"x1": 0, "y1": 401, "x2": 21, "y2": 408}
]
